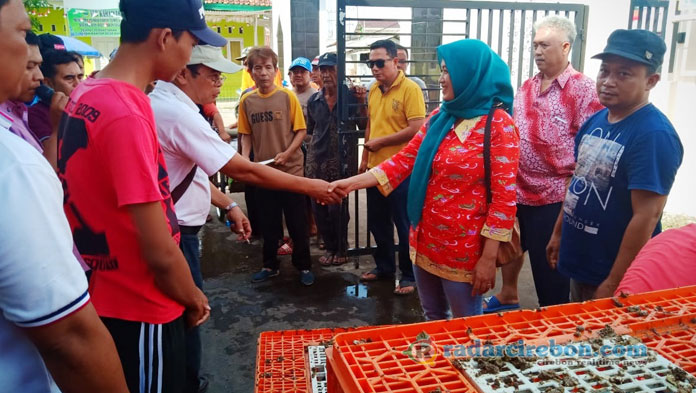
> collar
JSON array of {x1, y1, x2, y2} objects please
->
[
  {"x1": 534, "y1": 63, "x2": 576, "y2": 90},
  {"x1": 0, "y1": 104, "x2": 12, "y2": 131},
  {"x1": 375, "y1": 70, "x2": 406, "y2": 93},
  {"x1": 453, "y1": 116, "x2": 483, "y2": 143},
  {"x1": 151, "y1": 80, "x2": 199, "y2": 112},
  {"x1": 2, "y1": 100, "x2": 27, "y2": 120}
]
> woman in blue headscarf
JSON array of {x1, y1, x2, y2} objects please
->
[{"x1": 330, "y1": 39, "x2": 519, "y2": 319}]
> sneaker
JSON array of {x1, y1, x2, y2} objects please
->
[
  {"x1": 251, "y1": 268, "x2": 279, "y2": 283},
  {"x1": 300, "y1": 270, "x2": 315, "y2": 286}
]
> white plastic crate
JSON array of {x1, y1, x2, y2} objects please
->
[
  {"x1": 453, "y1": 335, "x2": 696, "y2": 393},
  {"x1": 307, "y1": 345, "x2": 327, "y2": 393}
]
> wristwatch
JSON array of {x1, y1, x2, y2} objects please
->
[{"x1": 225, "y1": 201, "x2": 238, "y2": 212}]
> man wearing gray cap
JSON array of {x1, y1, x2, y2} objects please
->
[{"x1": 547, "y1": 29, "x2": 683, "y2": 301}]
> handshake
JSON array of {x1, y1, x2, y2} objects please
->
[{"x1": 307, "y1": 175, "x2": 372, "y2": 205}]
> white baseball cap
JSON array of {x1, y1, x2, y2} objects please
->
[{"x1": 188, "y1": 45, "x2": 243, "y2": 74}]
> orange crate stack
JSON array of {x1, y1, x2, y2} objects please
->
[
  {"x1": 256, "y1": 326, "x2": 375, "y2": 393},
  {"x1": 326, "y1": 286, "x2": 696, "y2": 393}
]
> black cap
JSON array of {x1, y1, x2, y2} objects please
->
[
  {"x1": 37, "y1": 33, "x2": 65, "y2": 55},
  {"x1": 317, "y1": 52, "x2": 337, "y2": 67},
  {"x1": 120, "y1": 0, "x2": 226, "y2": 47},
  {"x1": 592, "y1": 29, "x2": 665, "y2": 69}
]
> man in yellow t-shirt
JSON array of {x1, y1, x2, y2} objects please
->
[
  {"x1": 360, "y1": 39, "x2": 425, "y2": 295},
  {"x1": 237, "y1": 47, "x2": 316, "y2": 287}
]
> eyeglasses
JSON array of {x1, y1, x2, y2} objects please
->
[
  {"x1": 206, "y1": 74, "x2": 226, "y2": 85},
  {"x1": 365, "y1": 58, "x2": 392, "y2": 69}
]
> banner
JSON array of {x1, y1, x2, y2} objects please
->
[{"x1": 67, "y1": 8, "x2": 122, "y2": 37}]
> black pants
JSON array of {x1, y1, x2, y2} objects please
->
[
  {"x1": 102, "y1": 316, "x2": 186, "y2": 393},
  {"x1": 257, "y1": 188, "x2": 311, "y2": 271},
  {"x1": 517, "y1": 202, "x2": 570, "y2": 306},
  {"x1": 312, "y1": 198, "x2": 349, "y2": 255},
  {"x1": 244, "y1": 184, "x2": 263, "y2": 238},
  {"x1": 366, "y1": 177, "x2": 414, "y2": 282},
  {"x1": 179, "y1": 226, "x2": 203, "y2": 393}
]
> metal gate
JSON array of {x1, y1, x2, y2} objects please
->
[
  {"x1": 628, "y1": 0, "x2": 670, "y2": 38},
  {"x1": 335, "y1": 0, "x2": 589, "y2": 258}
]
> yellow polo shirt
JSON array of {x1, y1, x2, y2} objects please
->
[{"x1": 367, "y1": 70, "x2": 425, "y2": 168}]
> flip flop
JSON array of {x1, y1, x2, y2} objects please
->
[
  {"x1": 482, "y1": 295, "x2": 520, "y2": 314},
  {"x1": 319, "y1": 252, "x2": 334, "y2": 266},
  {"x1": 332, "y1": 255, "x2": 347, "y2": 265},
  {"x1": 360, "y1": 269, "x2": 393, "y2": 282},
  {"x1": 277, "y1": 242, "x2": 293, "y2": 256},
  {"x1": 394, "y1": 284, "x2": 416, "y2": 296}
]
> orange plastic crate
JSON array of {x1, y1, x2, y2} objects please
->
[
  {"x1": 256, "y1": 326, "x2": 377, "y2": 393},
  {"x1": 327, "y1": 286, "x2": 696, "y2": 393}
]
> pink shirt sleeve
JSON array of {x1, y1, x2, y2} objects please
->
[{"x1": 96, "y1": 115, "x2": 164, "y2": 207}]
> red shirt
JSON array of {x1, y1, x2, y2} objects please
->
[
  {"x1": 58, "y1": 78, "x2": 184, "y2": 324},
  {"x1": 372, "y1": 108, "x2": 519, "y2": 283},
  {"x1": 514, "y1": 64, "x2": 603, "y2": 206}
]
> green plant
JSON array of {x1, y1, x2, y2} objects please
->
[{"x1": 23, "y1": 0, "x2": 51, "y2": 32}]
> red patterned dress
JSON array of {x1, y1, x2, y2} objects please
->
[{"x1": 370, "y1": 108, "x2": 520, "y2": 283}]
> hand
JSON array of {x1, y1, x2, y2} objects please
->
[
  {"x1": 363, "y1": 138, "x2": 383, "y2": 153},
  {"x1": 593, "y1": 279, "x2": 619, "y2": 299},
  {"x1": 546, "y1": 232, "x2": 561, "y2": 270},
  {"x1": 274, "y1": 151, "x2": 291, "y2": 166},
  {"x1": 351, "y1": 85, "x2": 367, "y2": 103},
  {"x1": 308, "y1": 179, "x2": 344, "y2": 205},
  {"x1": 219, "y1": 132, "x2": 232, "y2": 143},
  {"x1": 328, "y1": 179, "x2": 353, "y2": 196},
  {"x1": 49, "y1": 91, "x2": 68, "y2": 129},
  {"x1": 226, "y1": 206, "x2": 252, "y2": 241},
  {"x1": 358, "y1": 158, "x2": 368, "y2": 174},
  {"x1": 471, "y1": 254, "x2": 497, "y2": 296},
  {"x1": 184, "y1": 287, "x2": 210, "y2": 328}
]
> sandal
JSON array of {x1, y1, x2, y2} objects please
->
[
  {"x1": 277, "y1": 242, "x2": 293, "y2": 255},
  {"x1": 482, "y1": 296, "x2": 520, "y2": 314},
  {"x1": 394, "y1": 285, "x2": 416, "y2": 296},
  {"x1": 394, "y1": 280, "x2": 416, "y2": 296},
  {"x1": 360, "y1": 269, "x2": 393, "y2": 282},
  {"x1": 319, "y1": 252, "x2": 334, "y2": 266},
  {"x1": 332, "y1": 255, "x2": 348, "y2": 265}
]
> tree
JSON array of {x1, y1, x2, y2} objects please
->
[{"x1": 23, "y1": 0, "x2": 51, "y2": 32}]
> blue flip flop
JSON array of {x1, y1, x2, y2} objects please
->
[{"x1": 483, "y1": 295, "x2": 520, "y2": 314}]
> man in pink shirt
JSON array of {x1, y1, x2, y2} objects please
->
[
  {"x1": 615, "y1": 223, "x2": 696, "y2": 296},
  {"x1": 485, "y1": 15, "x2": 603, "y2": 311}
]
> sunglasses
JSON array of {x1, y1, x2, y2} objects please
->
[{"x1": 366, "y1": 58, "x2": 392, "y2": 69}]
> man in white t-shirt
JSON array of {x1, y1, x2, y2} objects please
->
[
  {"x1": 150, "y1": 44, "x2": 344, "y2": 393},
  {"x1": 0, "y1": 3, "x2": 128, "y2": 392}
]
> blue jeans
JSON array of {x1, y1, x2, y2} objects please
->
[
  {"x1": 414, "y1": 265, "x2": 483, "y2": 320},
  {"x1": 366, "y1": 177, "x2": 414, "y2": 282},
  {"x1": 179, "y1": 229, "x2": 202, "y2": 393}
]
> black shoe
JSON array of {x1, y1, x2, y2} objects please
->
[{"x1": 198, "y1": 376, "x2": 209, "y2": 393}]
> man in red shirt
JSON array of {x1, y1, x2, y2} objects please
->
[
  {"x1": 485, "y1": 15, "x2": 603, "y2": 311},
  {"x1": 57, "y1": 0, "x2": 227, "y2": 391}
]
